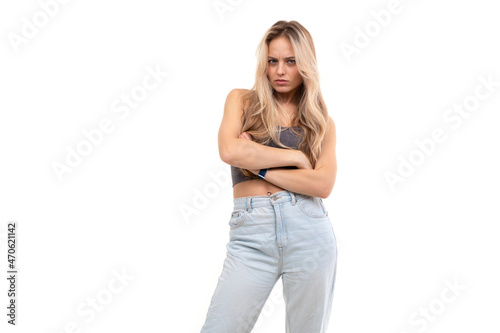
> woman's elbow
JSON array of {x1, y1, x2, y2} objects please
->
[
  {"x1": 219, "y1": 148, "x2": 233, "y2": 165},
  {"x1": 219, "y1": 139, "x2": 236, "y2": 165},
  {"x1": 319, "y1": 177, "x2": 336, "y2": 199}
]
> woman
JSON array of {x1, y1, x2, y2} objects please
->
[{"x1": 201, "y1": 20, "x2": 338, "y2": 333}]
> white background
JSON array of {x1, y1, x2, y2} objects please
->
[{"x1": 1, "y1": 0, "x2": 499, "y2": 332}]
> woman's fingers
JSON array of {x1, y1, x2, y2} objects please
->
[{"x1": 239, "y1": 132, "x2": 253, "y2": 140}]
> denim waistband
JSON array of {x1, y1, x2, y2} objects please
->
[{"x1": 233, "y1": 190, "x2": 314, "y2": 212}]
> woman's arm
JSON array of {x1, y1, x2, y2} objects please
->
[
  {"x1": 261, "y1": 168, "x2": 331, "y2": 198},
  {"x1": 225, "y1": 138, "x2": 303, "y2": 170},
  {"x1": 218, "y1": 89, "x2": 303, "y2": 169},
  {"x1": 247, "y1": 116, "x2": 337, "y2": 199}
]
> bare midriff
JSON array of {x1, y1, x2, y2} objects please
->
[{"x1": 233, "y1": 178, "x2": 288, "y2": 198}]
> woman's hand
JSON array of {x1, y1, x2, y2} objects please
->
[
  {"x1": 239, "y1": 132, "x2": 260, "y2": 175},
  {"x1": 295, "y1": 150, "x2": 313, "y2": 170},
  {"x1": 239, "y1": 131, "x2": 312, "y2": 173},
  {"x1": 239, "y1": 132, "x2": 253, "y2": 141}
]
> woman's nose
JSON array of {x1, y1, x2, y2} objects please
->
[{"x1": 277, "y1": 62, "x2": 285, "y2": 75}]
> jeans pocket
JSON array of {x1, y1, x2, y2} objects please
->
[
  {"x1": 228, "y1": 209, "x2": 247, "y2": 230},
  {"x1": 296, "y1": 196, "x2": 328, "y2": 219}
]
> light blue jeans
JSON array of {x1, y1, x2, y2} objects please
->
[{"x1": 200, "y1": 190, "x2": 338, "y2": 333}]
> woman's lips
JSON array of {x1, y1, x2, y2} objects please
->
[{"x1": 275, "y1": 80, "x2": 288, "y2": 85}]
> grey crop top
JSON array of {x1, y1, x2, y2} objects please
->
[{"x1": 230, "y1": 126, "x2": 304, "y2": 187}]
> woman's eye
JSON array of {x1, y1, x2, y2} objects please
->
[{"x1": 268, "y1": 60, "x2": 295, "y2": 64}]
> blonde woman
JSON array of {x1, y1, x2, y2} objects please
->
[{"x1": 201, "y1": 20, "x2": 338, "y2": 333}]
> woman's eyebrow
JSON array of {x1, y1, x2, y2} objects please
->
[{"x1": 268, "y1": 56, "x2": 295, "y2": 60}]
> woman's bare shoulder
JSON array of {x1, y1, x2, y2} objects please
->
[
  {"x1": 228, "y1": 88, "x2": 252, "y2": 109},
  {"x1": 230, "y1": 88, "x2": 251, "y2": 98}
]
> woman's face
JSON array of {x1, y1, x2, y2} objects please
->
[{"x1": 266, "y1": 36, "x2": 303, "y2": 97}]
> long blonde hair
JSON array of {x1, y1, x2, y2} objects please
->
[{"x1": 238, "y1": 20, "x2": 330, "y2": 178}]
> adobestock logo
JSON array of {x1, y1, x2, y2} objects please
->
[
  {"x1": 212, "y1": 0, "x2": 244, "y2": 21},
  {"x1": 179, "y1": 166, "x2": 232, "y2": 225},
  {"x1": 51, "y1": 64, "x2": 169, "y2": 182},
  {"x1": 384, "y1": 73, "x2": 499, "y2": 192},
  {"x1": 7, "y1": 0, "x2": 72, "y2": 54},
  {"x1": 179, "y1": 143, "x2": 259, "y2": 225},
  {"x1": 340, "y1": 0, "x2": 418, "y2": 64},
  {"x1": 49, "y1": 267, "x2": 134, "y2": 333},
  {"x1": 397, "y1": 277, "x2": 466, "y2": 333}
]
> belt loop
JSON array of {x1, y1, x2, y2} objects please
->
[
  {"x1": 246, "y1": 197, "x2": 252, "y2": 213},
  {"x1": 290, "y1": 191, "x2": 296, "y2": 205}
]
